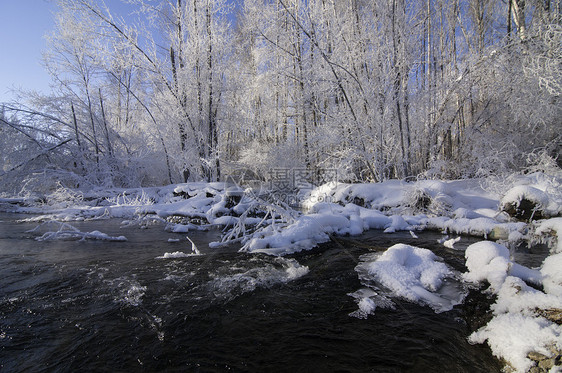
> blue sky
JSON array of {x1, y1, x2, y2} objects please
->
[
  {"x1": 0, "y1": 0, "x2": 58, "y2": 103},
  {"x1": 0, "y1": 0, "x2": 241, "y2": 104},
  {"x1": 0, "y1": 0, "x2": 152, "y2": 103},
  {"x1": 0, "y1": 0, "x2": 146, "y2": 103}
]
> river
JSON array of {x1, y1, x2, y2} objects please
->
[{"x1": 0, "y1": 212, "x2": 503, "y2": 372}]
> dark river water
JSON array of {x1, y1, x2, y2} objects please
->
[{"x1": 0, "y1": 212, "x2": 505, "y2": 372}]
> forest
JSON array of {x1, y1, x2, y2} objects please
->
[{"x1": 0, "y1": 0, "x2": 560, "y2": 194}]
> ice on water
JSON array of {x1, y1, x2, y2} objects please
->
[
  {"x1": 26, "y1": 220, "x2": 127, "y2": 242},
  {"x1": 156, "y1": 251, "x2": 200, "y2": 259}
]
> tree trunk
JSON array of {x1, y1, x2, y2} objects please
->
[
  {"x1": 512, "y1": 0, "x2": 527, "y2": 40},
  {"x1": 206, "y1": 0, "x2": 220, "y2": 181},
  {"x1": 99, "y1": 88, "x2": 113, "y2": 157}
]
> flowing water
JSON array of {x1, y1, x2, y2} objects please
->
[{"x1": 0, "y1": 213, "x2": 504, "y2": 372}]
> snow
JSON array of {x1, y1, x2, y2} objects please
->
[
  {"x1": 501, "y1": 185, "x2": 550, "y2": 211},
  {"x1": 3, "y1": 173, "x2": 562, "y2": 372},
  {"x1": 464, "y1": 241, "x2": 562, "y2": 373},
  {"x1": 463, "y1": 241, "x2": 542, "y2": 290},
  {"x1": 463, "y1": 241, "x2": 512, "y2": 290},
  {"x1": 443, "y1": 236, "x2": 461, "y2": 249},
  {"x1": 156, "y1": 251, "x2": 198, "y2": 259},
  {"x1": 8, "y1": 174, "x2": 559, "y2": 259},
  {"x1": 500, "y1": 173, "x2": 562, "y2": 218},
  {"x1": 493, "y1": 276, "x2": 562, "y2": 316},
  {"x1": 535, "y1": 217, "x2": 562, "y2": 253},
  {"x1": 354, "y1": 244, "x2": 465, "y2": 313},
  {"x1": 469, "y1": 313, "x2": 562, "y2": 373},
  {"x1": 541, "y1": 253, "x2": 562, "y2": 296},
  {"x1": 239, "y1": 202, "x2": 420, "y2": 255}
]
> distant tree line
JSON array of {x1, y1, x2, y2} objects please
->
[{"x1": 1, "y1": 0, "x2": 560, "y2": 193}]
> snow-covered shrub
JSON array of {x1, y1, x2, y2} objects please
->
[
  {"x1": 525, "y1": 149, "x2": 562, "y2": 177},
  {"x1": 44, "y1": 182, "x2": 84, "y2": 208},
  {"x1": 405, "y1": 180, "x2": 452, "y2": 216},
  {"x1": 105, "y1": 190, "x2": 155, "y2": 207}
]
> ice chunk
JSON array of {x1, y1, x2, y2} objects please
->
[
  {"x1": 443, "y1": 236, "x2": 461, "y2": 249},
  {"x1": 156, "y1": 251, "x2": 199, "y2": 259},
  {"x1": 355, "y1": 244, "x2": 464, "y2": 313},
  {"x1": 347, "y1": 288, "x2": 395, "y2": 319}
]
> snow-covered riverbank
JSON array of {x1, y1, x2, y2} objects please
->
[{"x1": 1, "y1": 172, "x2": 561, "y2": 373}]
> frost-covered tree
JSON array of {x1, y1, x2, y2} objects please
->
[{"x1": 1, "y1": 0, "x2": 560, "y2": 195}]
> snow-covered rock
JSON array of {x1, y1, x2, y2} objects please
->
[
  {"x1": 541, "y1": 253, "x2": 562, "y2": 297},
  {"x1": 500, "y1": 185, "x2": 551, "y2": 221},
  {"x1": 464, "y1": 241, "x2": 513, "y2": 290},
  {"x1": 463, "y1": 241, "x2": 542, "y2": 290},
  {"x1": 463, "y1": 240, "x2": 562, "y2": 373}
]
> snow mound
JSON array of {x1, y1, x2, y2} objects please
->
[
  {"x1": 463, "y1": 241, "x2": 512, "y2": 290},
  {"x1": 493, "y1": 276, "x2": 562, "y2": 316},
  {"x1": 463, "y1": 241, "x2": 542, "y2": 290},
  {"x1": 500, "y1": 185, "x2": 554, "y2": 220},
  {"x1": 354, "y1": 244, "x2": 465, "y2": 313}
]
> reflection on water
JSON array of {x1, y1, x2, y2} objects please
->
[{"x1": 0, "y1": 213, "x2": 502, "y2": 372}]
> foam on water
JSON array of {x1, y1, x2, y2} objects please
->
[
  {"x1": 113, "y1": 277, "x2": 147, "y2": 306},
  {"x1": 205, "y1": 257, "x2": 309, "y2": 302}
]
